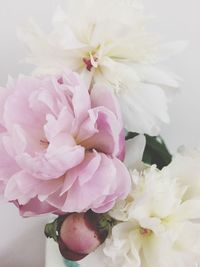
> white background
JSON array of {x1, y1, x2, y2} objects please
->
[{"x1": 0, "y1": 1, "x2": 200, "y2": 266}]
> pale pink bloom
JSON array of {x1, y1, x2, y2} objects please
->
[{"x1": 0, "y1": 72, "x2": 130, "y2": 216}]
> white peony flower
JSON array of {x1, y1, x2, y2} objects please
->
[
  {"x1": 18, "y1": 0, "x2": 186, "y2": 135},
  {"x1": 168, "y1": 146, "x2": 200, "y2": 202},
  {"x1": 79, "y1": 149, "x2": 200, "y2": 267}
]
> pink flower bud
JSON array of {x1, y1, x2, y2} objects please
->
[
  {"x1": 58, "y1": 211, "x2": 111, "y2": 261},
  {"x1": 58, "y1": 211, "x2": 108, "y2": 261},
  {"x1": 45, "y1": 211, "x2": 114, "y2": 261}
]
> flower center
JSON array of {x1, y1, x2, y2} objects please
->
[
  {"x1": 83, "y1": 52, "x2": 98, "y2": 72},
  {"x1": 40, "y1": 139, "x2": 49, "y2": 149},
  {"x1": 139, "y1": 227, "x2": 152, "y2": 236}
]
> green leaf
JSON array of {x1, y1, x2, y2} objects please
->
[
  {"x1": 144, "y1": 135, "x2": 172, "y2": 169},
  {"x1": 126, "y1": 133, "x2": 172, "y2": 169},
  {"x1": 125, "y1": 132, "x2": 138, "y2": 140}
]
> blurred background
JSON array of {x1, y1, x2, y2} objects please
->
[{"x1": 0, "y1": 0, "x2": 200, "y2": 266}]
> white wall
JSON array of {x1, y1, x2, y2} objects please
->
[
  {"x1": 144, "y1": 0, "x2": 200, "y2": 150},
  {"x1": 0, "y1": 1, "x2": 200, "y2": 266}
]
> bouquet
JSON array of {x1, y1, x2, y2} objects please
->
[{"x1": 1, "y1": 1, "x2": 200, "y2": 267}]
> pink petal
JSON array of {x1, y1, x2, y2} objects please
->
[
  {"x1": 64, "y1": 72, "x2": 91, "y2": 133},
  {"x1": 0, "y1": 86, "x2": 13, "y2": 127},
  {"x1": 44, "y1": 108, "x2": 74, "y2": 141},
  {"x1": 60, "y1": 151, "x2": 101, "y2": 195},
  {"x1": 92, "y1": 157, "x2": 131, "y2": 212},
  {"x1": 16, "y1": 198, "x2": 57, "y2": 217},
  {"x1": 79, "y1": 107, "x2": 125, "y2": 159},
  {"x1": 16, "y1": 143, "x2": 84, "y2": 180},
  {"x1": 5, "y1": 171, "x2": 40, "y2": 204},
  {"x1": 0, "y1": 134, "x2": 19, "y2": 180},
  {"x1": 91, "y1": 84, "x2": 122, "y2": 121},
  {"x1": 61, "y1": 153, "x2": 130, "y2": 213},
  {"x1": 5, "y1": 170, "x2": 64, "y2": 205}
]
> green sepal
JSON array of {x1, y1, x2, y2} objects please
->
[
  {"x1": 44, "y1": 215, "x2": 67, "y2": 242},
  {"x1": 97, "y1": 213, "x2": 116, "y2": 232},
  {"x1": 44, "y1": 218, "x2": 59, "y2": 242}
]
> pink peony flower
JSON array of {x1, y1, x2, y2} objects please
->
[{"x1": 0, "y1": 72, "x2": 130, "y2": 216}]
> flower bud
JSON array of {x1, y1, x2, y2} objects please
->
[{"x1": 45, "y1": 211, "x2": 113, "y2": 261}]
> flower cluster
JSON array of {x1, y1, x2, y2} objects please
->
[{"x1": 0, "y1": 1, "x2": 198, "y2": 267}]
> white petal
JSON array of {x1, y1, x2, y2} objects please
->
[
  {"x1": 118, "y1": 83, "x2": 169, "y2": 135},
  {"x1": 79, "y1": 246, "x2": 107, "y2": 267},
  {"x1": 125, "y1": 135, "x2": 146, "y2": 169},
  {"x1": 175, "y1": 222, "x2": 200, "y2": 256},
  {"x1": 134, "y1": 65, "x2": 179, "y2": 88},
  {"x1": 172, "y1": 199, "x2": 200, "y2": 221}
]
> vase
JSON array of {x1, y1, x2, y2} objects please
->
[
  {"x1": 46, "y1": 238, "x2": 105, "y2": 267},
  {"x1": 45, "y1": 239, "x2": 81, "y2": 267}
]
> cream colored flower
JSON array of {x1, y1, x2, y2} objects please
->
[
  {"x1": 19, "y1": 0, "x2": 186, "y2": 135},
  {"x1": 79, "y1": 149, "x2": 200, "y2": 267},
  {"x1": 106, "y1": 167, "x2": 200, "y2": 267}
]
